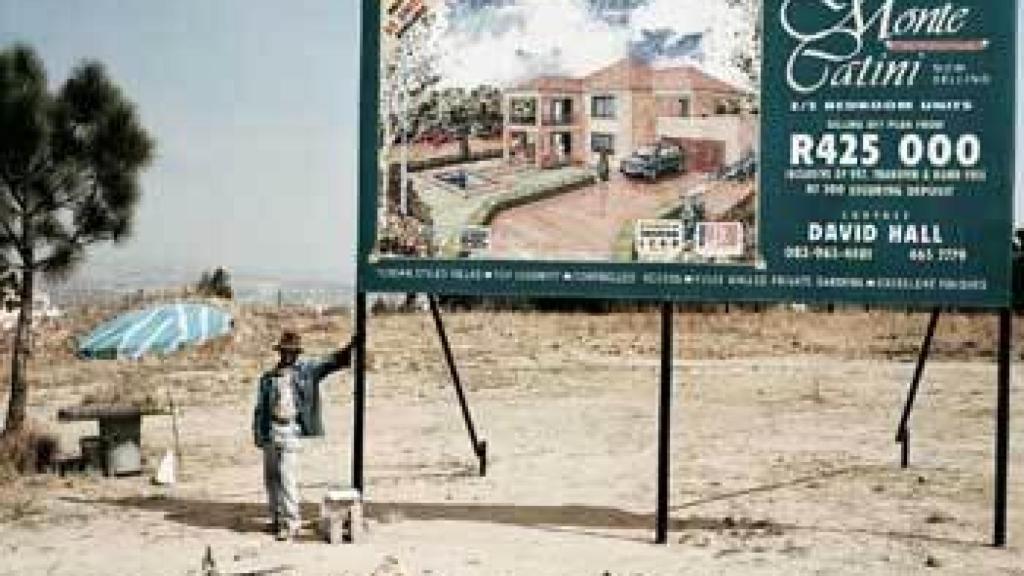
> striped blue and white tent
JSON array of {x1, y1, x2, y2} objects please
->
[{"x1": 78, "y1": 303, "x2": 234, "y2": 360}]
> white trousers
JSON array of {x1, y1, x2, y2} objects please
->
[{"x1": 263, "y1": 424, "x2": 301, "y2": 530}]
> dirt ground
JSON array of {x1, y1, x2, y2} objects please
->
[{"x1": 2, "y1": 305, "x2": 1024, "y2": 575}]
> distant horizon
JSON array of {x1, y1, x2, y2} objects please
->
[
  {"x1": 56, "y1": 262, "x2": 355, "y2": 291},
  {"x1": 46, "y1": 265, "x2": 355, "y2": 309}
]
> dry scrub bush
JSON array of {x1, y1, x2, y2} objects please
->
[
  {"x1": 0, "y1": 424, "x2": 59, "y2": 482},
  {"x1": 0, "y1": 494, "x2": 43, "y2": 523}
]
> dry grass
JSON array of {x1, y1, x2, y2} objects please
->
[
  {"x1": 79, "y1": 378, "x2": 166, "y2": 413},
  {"x1": 377, "y1": 308, "x2": 1012, "y2": 362},
  {"x1": 5, "y1": 299, "x2": 354, "y2": 409},
  {"x1": 0, "y1": 494, "x2": 43, "y2": 524},
  {"x1": 7, "y1": 302, "x2": 1016, "y2": 411}
]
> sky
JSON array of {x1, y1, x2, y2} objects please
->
[
  {"x1": 0, "y1": 1, "x2": 1021, "y2": 290},
  {"x1": 434, "y1": 0, "x2": 756, "y2": 89},
  {"x1": 0, "y1": 0, "x2": 360, "y2": 287}
]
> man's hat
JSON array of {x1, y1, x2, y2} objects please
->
[{"x1": 273, "y1": 331, "x2": 303, "y2": 353}]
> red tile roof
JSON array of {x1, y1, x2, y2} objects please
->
[
  {"x1": 508, "y1": 76, "x2": 584, "y2": 93},
  {"x1": 653, "y1": 65, "x2": 748, "y2": 95},
  {"x1": 507, "y1": 59, "x2": 748, "y2": 96},
  {"x1": 584, "y1": 59, "x2": 654, "y2": 91}
]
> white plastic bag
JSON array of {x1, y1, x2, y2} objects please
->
[{"x1": 153, "y1": 449, "x2": 176, "y2": 485}]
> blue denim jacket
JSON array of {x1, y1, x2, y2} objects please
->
[{"x1": 253, "y1": 348, "x2": 351, "y2": 447}]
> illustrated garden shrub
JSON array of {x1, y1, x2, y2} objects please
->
[{"x1": 470, "y1": 168, "x2": 596, "y2": 226}]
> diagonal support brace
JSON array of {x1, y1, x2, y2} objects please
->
[
  {"x1": 895, "y1": 308, "x2": 940, "y2": 469},
  {"x1": 429, "y1": 295, "x2": 488, "y2": 476}
]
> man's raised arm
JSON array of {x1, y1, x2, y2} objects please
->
[{"x1": 308, "y1": 339, "x2": 354, "y2": 383}]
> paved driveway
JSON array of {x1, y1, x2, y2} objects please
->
[{"x1": 489, "y1": 172, "x2": 702, "y2": 261}]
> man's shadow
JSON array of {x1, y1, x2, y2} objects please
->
[
  {"x1": 62, "y1": 493, "x2": 661, "y2": 543},
  {"x1": 61, "y1": 494, "x2": 295, "y2": 535},
  {"x1": 59, "y1": 465, "x2": 986, "y2": 547}
]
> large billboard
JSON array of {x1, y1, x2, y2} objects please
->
[{"x1": 358, "y1": 0, "x2": 1015, "y2": 306}]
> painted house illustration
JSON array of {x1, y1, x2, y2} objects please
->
[{"x1": 502, "y1": 59, "x2": 757, "y2": 172}]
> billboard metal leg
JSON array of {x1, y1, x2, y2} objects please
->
[
  {"x1": 994, "y1": 308, "x2": 1012, "y2": 548},
  {"x1": 352, "y1": 291, "x2": 367, "y2": 494},
  {"x1": 428, "y1": 295, "x2": 488, "y2": 476},
  {"x1": 895, "y1": 308, "x2": 940, "y2": 468},
  {"x1": 900, "y1": 430, "x2": 910, "y2": 469},
  {"x1": 656, "y1": 302, "x2": 673, "y2": 544}
]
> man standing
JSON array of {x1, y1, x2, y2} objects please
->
[{"x1": 254, "y1": 330, "x2": 353, "y2": 541}]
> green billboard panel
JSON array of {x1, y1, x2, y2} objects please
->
[
  {"x1": 358, "y1": 0, "x2": 1015, "y2": 306},
  {"x1": 760, "y1": 0, "x2": 1016, "y2": 306}
]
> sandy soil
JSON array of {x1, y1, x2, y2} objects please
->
[{"x1": 1, "y1": 306, "x2": 1024, "y2": 575}]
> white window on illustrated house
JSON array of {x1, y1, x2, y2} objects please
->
[
  {"x1": 591, "y1": 95, "x2": 617, "y2": 119},
  {"x1": 715, "y1": 99, "x2": 741, "y2": 115},
  {"x1": 678, "y1": 97, "x2": 691, "y2": 118},
  {"x1": 591, "y1": 133, "x2": 615, "y2": 155}
]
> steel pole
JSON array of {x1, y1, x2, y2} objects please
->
[
  {"x1": 656, "y1": 302, "x2": 673, "y2": 544},
  {"x1": 994, "y1": 308, "x2": 1012, "y2": 547},
  {"x1": 352, "y1": 291, "x2": 367, "y2": 493}
]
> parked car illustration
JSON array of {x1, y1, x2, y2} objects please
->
[{"x1": 620, "y1": 143, "x2": 684, "y2": 181}]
